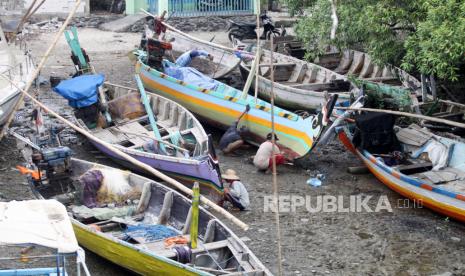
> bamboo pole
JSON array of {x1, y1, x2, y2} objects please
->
[
  {"x1": 1, "y1": 74, "x2": 249, "y2": 231},
  {"x1": 334, "y1": 106, "x2": 465, "y2": 129},
  {"x1": 190, "y1": 182, "x2": 200, "y2": 249},
  {"x1": 15, "y1": 0, "x2": 38, "y2": 35},
  {"x1": 269, "y1": 35, "x2": 283, "y2": 276},
  {"x1": 0, "y1": 0, "x2": 83, "y2": 140},
  {"x1": 254, "y1": 0, "x2": 261, "y2": 103}
]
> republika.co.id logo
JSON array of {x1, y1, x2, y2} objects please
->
[{"x1": 263, "y1": 195, "x2": 423, "y2": 213}]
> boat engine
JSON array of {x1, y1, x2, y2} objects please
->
[
  {"x1": 140, "y1": 38, "x2": 172, "y2": 71},
  {"x1": 31, "y1": 146, "x2": 73, "y2": 184}
]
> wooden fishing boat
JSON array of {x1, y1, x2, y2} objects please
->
[
  {"x1": 315, "y1": 48, "x2": 422, "y2": 94},
  {"x1": 335, "y1": 102, "x2": 465, "y2": 222},
  {"x1": 236, "y1": 43, "x2": 352, "y2": 110},
  {"x1": 163, "y1": 31, "x2": 240, "y2": 80},
  {"x1": 24, "y1": 158, "x2": 272, "y2": 275},
  {"x1": 0, "y1": 24, "x2": 34, "y2": 135},
  {"x1": 56, "y1": 27, "x2": 224, "y2": 202},
  {"x1": 72, "y1": 82, "x2": 224, "y2": 203},
  {"x1": 135, "y1": 49, "x2": 338, "y2": 166}
]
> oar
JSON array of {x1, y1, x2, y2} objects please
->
[{"x1": 135, "y1": 74, "x2": 166, "y2": 154}]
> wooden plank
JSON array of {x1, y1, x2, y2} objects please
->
[{"x1": 395, "y1": 162, "x2": 432, "y2": 175}]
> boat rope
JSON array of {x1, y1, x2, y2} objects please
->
[
  {"x1": 0, "y1": 75, "x2": 249, "y2": 231},
  {"x1": 269, "y1": 35, "x2": 284, "y2": 276}
]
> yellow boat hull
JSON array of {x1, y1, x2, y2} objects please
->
[{"x1": 72, "y1": 222, "x2": 205, "y2": 276}]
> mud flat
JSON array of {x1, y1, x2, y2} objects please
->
[{"x1": 1, "y1": 28, "x2": 464, "y2": 275}]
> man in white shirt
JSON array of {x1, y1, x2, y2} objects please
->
[
  {"x1": 221, "y1": 169, "x2": 250, "y2": 211},
  {"x1": 253, "y1": 133, "x2": 286, "y2": 173}
]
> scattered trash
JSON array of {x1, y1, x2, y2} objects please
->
[
  {"x1": 307, "y1": 177, "x2": 321, "y2": 187},
  {"x1": 307, "y1": 173, "x2": 325, "y2": 187}
]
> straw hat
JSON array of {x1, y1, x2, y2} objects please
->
[{"x1": 222, "y1": 169, "x2": 240, "y2": 180}]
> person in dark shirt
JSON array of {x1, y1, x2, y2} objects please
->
[{"x1": 219, "y1": 105, "x2": 250, "y2": 155}]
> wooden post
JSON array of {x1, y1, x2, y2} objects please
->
[
  {"x1": 135, "y1": 74, "x2": 166, "y2": 153},
  {"x1": 420, "y1": 74, "x2": 428, "y2": 102},
  {"x1": 269, "y1": 35, "x2": 283, "y2": 276},
  {"x1": 1, "y1": 75, "x2": 249, "y2": 231},
  {"x1": 190, "y1": 182, "x2": 200, "y2": 249},
  {"x1": 429, "y1": 75, "x2": 437, "y2": 101},
  {"x1": 0, "y1": 0, "x2": 82, "y2": 140}
]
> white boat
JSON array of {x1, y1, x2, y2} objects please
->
[
  {"x1": 0, "y1": 24, "x2": 34, "y2": 134},
  {"x1": 0, "y1": 199, "x2": 91, "y2": 276}
]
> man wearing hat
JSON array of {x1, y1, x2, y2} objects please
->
[
  {"x1": 221, "y1": 169, "x2": 250, "y2": 211},
  {"x1": 253, "y1": 132, "x2": 286, "y2": 173}
]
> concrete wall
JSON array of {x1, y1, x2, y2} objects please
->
[{"x1": 0, "y1": 0, "x2": 25, "y2": 11}]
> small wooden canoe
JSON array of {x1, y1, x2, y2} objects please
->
[
  {"x1": 337, "y1": 110, "x2": 465, "y2": 222},
  {"x1": 315, "y1": 48, "x2": 422, "y2": 94},
  {"x1": 26, "y1": 158, "x2": 272, "y2": 275},
  {"x1": 135, "y1": 51, "x2": 338, "y2": 166},
  {"x1": 237, "y1": 44, "x2": 352, "y2": 110},
  {"x1": 74, "y1": 82, "x2": 224, "y2": 203},
  {"x1": 164, "y1": 31, "x2": 240, "y2": 79}
]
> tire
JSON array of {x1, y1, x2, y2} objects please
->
[
  {"x1": 266, "y1": 29, "x2": 281, "y2": 40},
  {"x1": 228, "y1": 28, "x2": 244, "y2": 42}
]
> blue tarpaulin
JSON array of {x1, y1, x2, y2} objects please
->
[
  {"x1": 53, "y1": 74, "x2": 105, "y2": 108},
  {"x1": 163, "y1": 61, "x2": 219, "y2": 91}
]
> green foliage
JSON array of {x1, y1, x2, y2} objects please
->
[
  {"x1": 402, "y1": 0, "x2": 465, "y2": 81},
  {"x1": 287, "y1": 0, "x2": 465, "y2": 81}
]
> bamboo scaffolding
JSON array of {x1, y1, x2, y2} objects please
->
[
  {"x1": 0, "y1": 0, "x2": 83, "y2": 140},
  {"x1": 0, "y1": 75, "x2": 249, "y2": 231}
]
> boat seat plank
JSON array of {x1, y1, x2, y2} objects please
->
[
  {"x1": 396, "y1": 125, "x2": 433, "y2": 147},
  {"x1": 288, "y1": 64, "x2": 308, "y2": 83},
  {"x1": 416, "y1": 168, "x2": 465, "y2": 185},
  {"x1": 394, "y1": 161, "x2": 433, "y2": 175}
]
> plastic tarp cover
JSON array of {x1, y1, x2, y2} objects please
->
[
  {"x1": 0, "y1": 200, "x2": 79, "y2": 253},
  {"x1": 53, "y1": 74, "x2": 105, "y2": 108},
  {"x1": 163, "y1": 62, "x2": 219, "y2": 91}
]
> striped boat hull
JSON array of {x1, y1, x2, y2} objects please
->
[
  {"x1": 136, "y1": 60, "x2": 327, "y2": 162},
  {"x1": 338, "y1": 130, "x2": 465, "y2": 222}
]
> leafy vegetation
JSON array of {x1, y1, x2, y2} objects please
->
[{"x1": 284, "y1": 0, "x2": 465, "y2": 81}]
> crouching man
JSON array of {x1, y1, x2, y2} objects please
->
[{"x1": 221, "y1": 169, "x2": 250, "y2": 211}]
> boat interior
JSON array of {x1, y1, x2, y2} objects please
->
[
  {"x1": 164, "y1": 32, "x2": 240, "y2": 79},
  {"x1": 242, "y1": 49, "x2": 351, "y2": 93},
  {"x1": 316, "y1": 49, "x2": 404, "y2": 86},
  {"x1": 34, "y1": 159, "x2": 265, "y2": 275},
  {"x1": 83, "y1": 84, "x2": 208, "y2": 158}
]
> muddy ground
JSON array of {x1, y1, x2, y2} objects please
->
[{"x1": 1, "y1": 28, "x2": 465, "y2": 276}]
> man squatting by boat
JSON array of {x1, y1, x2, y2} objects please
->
[
  {"x1": 221, "y1": 169, "x2": 250, "y2": 211},
  {"x1": 219, "y1": 105, "x2": 250, "y2": 155},
  {"x1": 253, "y1": 133, "x2": 287, "y2": 174}
]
